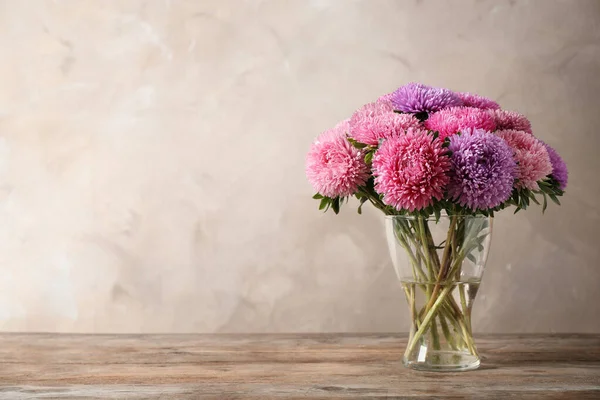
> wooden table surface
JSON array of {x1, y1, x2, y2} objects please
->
[{"x1": 0, "y1": 333, "x2": 598, "y2": 399}]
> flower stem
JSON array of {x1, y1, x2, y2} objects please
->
[
  {"x1": 424, "y1": 216, "x2": 458, "y2": 314},
  {"x1": 404, "y1": 284, "x2": 454, "y2": 358}
]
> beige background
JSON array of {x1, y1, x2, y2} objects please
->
[{"x1": 0, "y1": 0, "x2": 598, "y2": 333}]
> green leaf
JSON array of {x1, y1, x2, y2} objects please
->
[
  {"x1": 529, "y1": 192, "x2": 540, "y2": 205},
  {"x1": 434, "y1": 208, "x2": 441, "y2": 223},
  {"x1": 548, "y1": 193, "x2": 561, "y2": 205},
  {"x1": 542, "y1": 192, "x2": 548, "y2": 213},
  {"x1": 512, "y1": 190, "x2": 519, "y2": 205},
  {"x1": 312, "y1": 193, "x2": 323, "y2": 200},
  {"x1": 318, "y1": 197, "x2": 330, "y2": 211},
  {"x1": 331, "y1": 197, "x2": 341, "y2": 214},
  {"x1": 520, "y1": 193, "x2": 529, "y2": 209},
  {"x1": 364, "y1": 151, "x2": 374, "y2": 164},
  {"x1": 466, "y1": 253, "x2": 477, "y2": 264},
  {"x1": 347, "y1": 137, "x2": 368, "y2": 149},
  {"x1": 357, "y1": 196, "x2": 368, "y2": 214},
  {"x1": 538, "y1": 180, "x2": 551, "y2": 188}
]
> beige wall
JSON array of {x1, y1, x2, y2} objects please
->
[{"x1": 0, "y1": 0, "x2": 599, "y2": 333}]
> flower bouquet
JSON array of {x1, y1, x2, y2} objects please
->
[{"x1": 305, "y1": 83, "x2": 567, "y2": 371}]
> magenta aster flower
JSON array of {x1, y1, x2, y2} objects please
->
[
  {"x1": 495, "y1": 129, "x2": 552, "y2": 190},
  {"x1": 448, "y1": 129, "x2": 516, "y2": 210},
  {"x1": 372, "y1": 129, "x2": 450, "y2": 211},
  {"x1": 542, "y1": 142, "x2": 568, "y2": 190},
  {"x1": 491, "y1": 110, "x2": 533, "y2": 134},
  {"x1": 456, "y1": 92, "x2": 501, "y2": 110},
  {"x1": 425, "y1": 106, "x2": 497, "y2": 140},
  {"x1": 306, "y1": 120, "x2": 369, "y2": 198},
  {"x1": 391, "y1": 83, "x2": 463, "y2": 113},
  {"x1": 349, "y1": 102, "x2": 421, "y2": 146}
]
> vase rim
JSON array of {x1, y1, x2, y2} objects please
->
[{"x1": 384, "y1": 214, "x2": 491, "y2": 221}]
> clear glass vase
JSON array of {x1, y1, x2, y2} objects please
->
[{"x1": 386, "y1": 215, "x2": 492, "y2": 372}]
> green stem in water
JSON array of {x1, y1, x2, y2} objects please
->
[
  {"x1": 405, "y1": 284, "x2": 455, "y2": 358},
  {"x1": 439, "y1": 313, "x2": 458, "y2": 351},
  {"x1": 394, "y1": 222, "x2": 428, "y2": 283},
  {"x1": 417, "y1": 218, "x2": 434, "y2": 281},
  {"x1": 411, "y1": 218, "x2": 471, "y2": 353},
  {"x1": 423, "y1": 221, "x2": 442, "y2": 272},
  {"x1": 431, "y1": 318, "x2": 441, "y2": 351},
  {"x1": 424, "y1": 216, "x2": 458, "y2": 314},
  {"x1": 407, "y1": 232, "x2": 482, "y2": 357}
]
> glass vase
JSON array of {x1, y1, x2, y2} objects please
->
[{"x1": 386, "y1": 215, "x2": 492, "y2": 372}]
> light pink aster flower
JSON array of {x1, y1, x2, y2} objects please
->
[
  {"x1": 495, "y1": 129, "x2": 552, "y2": 190},
  {"x1": 349, "y1": 102, "x2": 421, "y2": 146},
  {"x1": 305, "y1": 120, "x2": 369, "y2": 198},
  {"x1": 372, "y1": 128, "x2": 450, "y2": 211},
  {"x1": 377, "y1": 92, "x2": 394, "y2": 104},
  {"x1": 425, "y1": 106, "x2": 497, "y2": 140},
  {"x1": 456, "y1": 92, "x2": 501, "y2": 110},
  {"x1": 491, "y1": 110, "x2": 533, "y2": 134}
]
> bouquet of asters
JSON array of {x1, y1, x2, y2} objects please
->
[{"x1": 305, "y1": 83, "x2": 567, "y2": 371}]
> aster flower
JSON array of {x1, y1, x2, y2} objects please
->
[
  {"x1": 391, "y1": 83, "x2": 463, "y2": 113},
  {"x1": 425, "y1": 107, "x2": 497, "y2": 141},
  {"x1": 448, "y1": 129, "x2": 516, "y2": 210},
  {"x1": 491, "y1": 110, "x2": 533, "y2": 133},
  {"x1": 495, "y1": 129, "x2": 552, "y2": 190},
  {"x1": 372, "y1": 129, "x2": 450, "y2": 211},
  {"x1": 456, "y1": 92, "x2": 501, "y2": 110},
  {"x1": 305, "y1": 120, "x2": 369, "y2": 198},
  {"x1": 349, "y1": 102, "x2": 421, "y2": 146},
  {"x1": 377, "y1": 92, "x2": 395, "y2": 103},
  {"x1": 542, "y1": 142, "x2": 568, "y2": 190}
]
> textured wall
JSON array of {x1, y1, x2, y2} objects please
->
[{"x1": 0, "y1": 0, "x2": 599, "y2": 333}]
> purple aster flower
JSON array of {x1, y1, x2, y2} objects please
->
[
  {"x1": 448, "y1": 129, "x2": 516, "y2": 210},
  {"x1": 542, "y1": 142, "x2": 568, "y2": 190},
  {"x1": 391, "y1": 83, "x2": 463, "y2": 113}
]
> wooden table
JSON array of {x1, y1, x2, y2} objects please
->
[{"x1": 0, "y1": 333, "x2": 598, "y2": 399}]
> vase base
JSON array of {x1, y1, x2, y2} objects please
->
[{"x1": 403, "y1": 351, "x2": 480, "y2": 372}]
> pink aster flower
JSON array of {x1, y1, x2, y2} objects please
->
[
  {"x1": 456, "y1": 92, "x2": 501, "y2": 110},
  {"x1": 305, "y1": 120, "x2": 369, "y2": 198},
  {"x1": 349, "y1": 102, "x2": 421, "y2": 146},
  {"x1": 377, "y1": 92, "x2": 395, "y2": 103},
  {"x1": 495, "y1": 129, "x2": 552, "y2": 190},
  {"x1": 425, "y1": 106, "x2": 497, "y2": 140},
  {"x1": 372, "y1": 129, "x2": 450, "y2": 211},
  {"x1": 491, "y1": 110, "x2": 533, "y2": 134}
]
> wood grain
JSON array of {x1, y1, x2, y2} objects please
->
[{"x1": 0, "y1": 333, "x2": 598, "y2": 399}]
